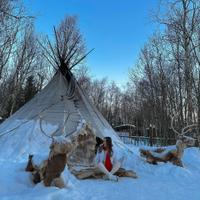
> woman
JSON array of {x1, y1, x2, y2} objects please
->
[{"x1": 95, "y1": 137, "x2": 122, "y2": 181}]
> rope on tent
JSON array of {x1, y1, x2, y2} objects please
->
[
  {"x1": 61, "y1": 71, "x2": 76, "y2": 100},
  {"x1": 0, "y1": 87, "x2": 79, "y2": 139},
  {"x1": 0, "y1": 100, "x2": 62, "y2": 138},
  {"x1": 0, "y1": 120, "x2": 30, "y2": 138},
  {"x1": 0, "y1": 74, "x2": 83, "y2": 138}
]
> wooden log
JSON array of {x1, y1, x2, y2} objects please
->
[{"x1": 70, "y1": 166, "x2": 137, "y2": 180}]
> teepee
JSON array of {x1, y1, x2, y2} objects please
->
[{"x1": 0, "y1": 16, "x2": 124, "y2": 160}]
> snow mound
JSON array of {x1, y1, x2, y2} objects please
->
[
  {"x1": 0, "y1": 119, "x2": 54, "y2": 161},
  {"x1": 0, "y1": 146, "x2": 200, "y2": 200}
]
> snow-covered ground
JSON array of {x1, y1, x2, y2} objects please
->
[{"x1": 0, "y1": 145, "x2": 200, "y2": 200}]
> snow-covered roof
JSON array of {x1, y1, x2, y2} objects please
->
[{"x1": 115, "y1": 124, "x2": 136, "y2": 129}]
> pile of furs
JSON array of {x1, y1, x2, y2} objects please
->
[
  {"x1": 25, "y1": 123, "x2": 96, "y2": 188},
  {"x1": 25, "y1": 136, "x2": 72, "y2": 188},
  {"x1": 25, "y1": 123, "x2": 137, "y2": 188},
  {"x1": 140, "y1": 134, "x2": 196, "y2": 167}
]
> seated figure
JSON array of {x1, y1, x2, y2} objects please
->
[{"x1": 95, "y1": 136, "x2": 123, "y2": 181}]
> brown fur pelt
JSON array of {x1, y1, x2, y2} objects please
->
[
  {"x1": 70, "y1": 167, "x2": 138, "y2": 180},
  {"x1": 25, "y1": 124, "x2": 96, "y2": 187},
  {"x1": 67, "y1": 123, "x2": 96, "y2": 167},
  {"x1": 48, "y1": 138, "x2": 72, "y2": 160},
  {"x1": 25, "y1": 137, "x2": 72, "y2": 188},
  {"x1": 25, "y1": 155, "x2": 48, "y2": 184},
  {"x1": 43, "y1": 153, "x2": 67, "y2": 187},
  {"x1": 66, "y1": 124, "x2": 138, "y2": 180},
  {"x1": 139, "y1": 148, "x2": 182, "y2": 166},
  {"x1": 26, "y1": 123, "x2": 137, "y2": 183},
  {"x1": 25, "y1": 155, "x2": 34, "y2": 172},
  {"x1": 139, "y1": 135, "x2": 196, "y2": 167},
  {"x1": 43, "y1": 137, "x2": 72, "y2": 187}
]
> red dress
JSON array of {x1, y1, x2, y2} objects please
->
[{"x1": 104, "y1": 151, "x2": 113, "y2": 172}]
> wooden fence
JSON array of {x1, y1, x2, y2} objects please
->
[{"x1": 119, "y1": 135, "x2": 176, "y2": 146}]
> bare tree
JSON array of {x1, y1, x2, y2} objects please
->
[{"x1": 39, "y1": 16, "x2": 89, "y2": 79}]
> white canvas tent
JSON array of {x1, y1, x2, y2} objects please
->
[
  {"x1": 0, "y1": 71, "x2": 124, "y2": 160},
  {"x1": 0, "y1": 18, "x2": 129, "y2": 161}
]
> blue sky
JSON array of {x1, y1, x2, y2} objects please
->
[{"x1": 24, "y1": 0, "x2": 158, "y2": 86}]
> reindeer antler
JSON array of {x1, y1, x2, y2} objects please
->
[
  {"x1": 39, "y1": 115, "x2": 60, "y2": 139},
  {"x1": 171, "y1": 115, "x2": 197, "y2": 150},
  {"x1": 39, "y1": 111, "x2": 78, "y2": 139},
  {"x1": 181, "y1": 124, "x2": 198, "y2": 136},
  {"x1": 171, "y1": 115, "x2": 180, "y2": 135},
  {"x1": 171, "y1": 115, "x2": 197, "y2": 137}
]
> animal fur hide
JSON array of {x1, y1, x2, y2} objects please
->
[
  {"x1": 67, "y1": 123, "x2": 96, "y2": 167},
  {"x1": 67, "y1": 123, "x2": 138, "y2": 179},
  {"x1": 70, "y1": 166, "x2": 138, "y2": 180},
  {"x1": 25, "y1": 136, "x2": 72, "y2": 188},
  {"x1": 139, "y1": 148, "x2": 183, "y2": 167},
  {"x1": 26, "y1": 123, "x2": 138, "y2": 186},
  {"x1": 139, "y1": 135, "x2": 196, "y2": 167}
]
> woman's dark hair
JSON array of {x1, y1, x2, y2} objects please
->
[
  {"x1": 104, "y1": 137, "x2": 113, "y2": 156},
  {"x1": 95, "y1": 137, "x2": 103, "y2": 154}
]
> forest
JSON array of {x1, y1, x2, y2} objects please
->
[{"x1": 0, "y1": 0, "x2": 200, "y2": 141}]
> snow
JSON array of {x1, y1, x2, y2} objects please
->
[
  {"x1": 32, "y1": 154, "x2": 48, "y2": 167},
  {"x1": 0, "y1": 119, "x2": 57, "y2": 161},
  {"x1": 53, "y1": 135, "x2": 70, "y2": 144},
  {"x1": 0, "y1": 146, "x2": 200, "y2": 200},
  {"x1": 0, "y1": 118, "x2": 199, "y2": 200}
]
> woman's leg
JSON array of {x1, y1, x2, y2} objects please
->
[
  {"x1": 110, "y1": 156, "x2": 124, "y2": 175},
  {"x1": 110, "y1": 160, "x2": 121, "y2": 175},
  {"x1": 97, "y1": 162, "x2": 118, "y2": 181}
]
